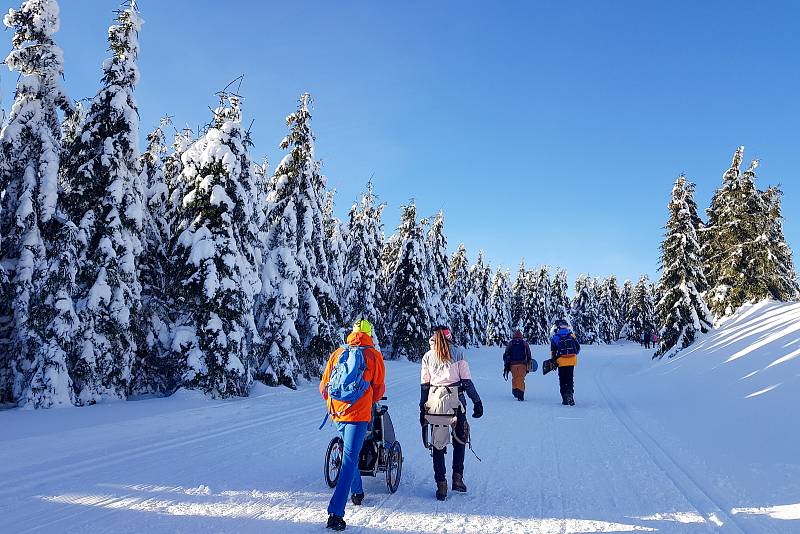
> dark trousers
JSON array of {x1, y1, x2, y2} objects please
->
[
  {"x1": 432, "y1": 410, "x2": 466, "y2": 483},
  {"x1": 558, "y1": 366, "x2": 574, "y2": 397}
]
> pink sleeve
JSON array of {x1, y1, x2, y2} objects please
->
[{"x1": 458, "y1": 360, "x2": 472, "y2": 380}]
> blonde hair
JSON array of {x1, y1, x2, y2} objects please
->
[{"x1": 433, "y1": 330, "x2": 452, "y2": 364}]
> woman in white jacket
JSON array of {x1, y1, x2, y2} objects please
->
[{"x1": 419, "y1": 326, "x2": 483, "y2": 501}]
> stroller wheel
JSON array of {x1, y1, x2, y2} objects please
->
[
  {"x1": 385, "y1": 441, "x2": 402, "y2": 494},
  {"x1": 324, "y1": 436, "x2": 344, "y2": 488}
]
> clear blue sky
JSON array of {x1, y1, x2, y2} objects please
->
[{"x1": 3, "y1": 0, "x2": 799, "y2": 284}]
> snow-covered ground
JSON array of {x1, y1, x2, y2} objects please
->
[{"x1": 2, "y1": 302, "x2": 798, "y2": 533}]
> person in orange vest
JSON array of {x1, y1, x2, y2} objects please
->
[
  {"x1": 320, "y1": 319, "x2": 386, "y2": 531},
  {"x1": 550, "y1": 318, "x2": 580, "y2": 406}
]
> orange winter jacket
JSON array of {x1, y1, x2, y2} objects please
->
[{"x1": 319, "y1": 332, "x2": 386, "y2": 423}]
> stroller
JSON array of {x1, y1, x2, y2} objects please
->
[{"x1": 324, "y1": 397, "x2": 403, "y2": 493}]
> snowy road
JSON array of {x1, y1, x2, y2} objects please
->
[{"x1": 1, "y1": 343, "x2": 795, "y2": 533}]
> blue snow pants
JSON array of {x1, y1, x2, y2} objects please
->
[{"x1": 328, "y1": 421, "x2": 368, "y2": 517}]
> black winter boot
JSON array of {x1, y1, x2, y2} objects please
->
[
  {"x1": 452, "y1": 473, "x2": 467, "y2": 492},
  {"x1": 512, "y1": 388, "x2": 520, "y2": 400},
  {"x1": 327, "y1": 514, "x2": 346, "y2": 531},
  {"x1": 436, "y1": 481, "x2": 448, "y2": 501},
  {"x1": 568, "y1": 395, "x2": 575, "y2": 406},
  {"x1": 351, "y1": 492, "x2": 364, "y2": 505},
  {"x1": 518, "y1": 390, "x2": 525, "y2": 401},
  {"x1": 562, "y1": 395, "x2": 569, "y2": 406}
]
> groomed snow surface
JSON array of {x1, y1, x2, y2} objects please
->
[{"x1": 2, "y1": 301, "x2": 798, "y2": 533}]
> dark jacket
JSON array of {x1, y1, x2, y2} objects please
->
[{"x1": 503, "y1": 338, "x2": 532, "y2": 366}]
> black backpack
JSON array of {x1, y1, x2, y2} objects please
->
[
  {"x1": 555, "y1": 334, "x2": 578, "y2": 357},
  {"x1": 509, "y1": 339, "x2": 527, "y2": 363}
]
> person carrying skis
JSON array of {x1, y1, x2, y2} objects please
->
[
  {"x1": 550, "y1": 319, "x2": 580, "y2": 406},
  {"x1": 503, "y1": 330, "x2": 532, "y2": 401},
  {"x1": 320, "y1": 319, "x2": 386, "y2": 531},
  {"x1": 420, "y1": 326, "x2": 483, "y2": 501}
]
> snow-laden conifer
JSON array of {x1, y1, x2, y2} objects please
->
[
  {"x1": 169, "y1": 94, "x2": 261, "y2": 397},
  {"x1": 486, "y1": 269, "x2": 512, "y2": 345},
  {"x1": 761, "y1": 186, "x2": 799, "y2": 300},
  {"x1": 59, "y1": 1, "x2": 143, "y2": 403},
  {"x1": 342, "y1": 183, "x2": 385, "y2": 335},
  {"x1": 468, "y1": 251, "x2": 491, "y2": 344},
  {"x1": 549, "y1": 268, "x2": 571, "y2": 327},
  {"x1": 655, "y1": 175, "x2": 713, "y2": 358},
  {"x1": 597, "y1": 275, "x2": 622, "y2": 343},
  {"x1": 511, "y1": 261, "x2": 527, "y2": 330},
  {"x1": 385, "y1": 202, "x2": 431, "y2": 360},
  {"x1": 626, "y1": 275, "x2": 656, "y2": 343},
  {"x1": 702, "y1": 147, "x2": 782, "y2": 316},
  {"x1": 571, "y1": 275, "x2": 600, "y2": 344},
  {"x1": 257, "y1": 93, "x2": 341, "y2": 382},
  {"x1": 619, "y1": 279, "x2": 634, "y2": 339},
  {"x1": 425, "y1": 211, "x2": 450, "y2": 328},
  {"x1": 133, "y1": 117, "x2": 176, "y2": 394},
  {"x1": 449, "y1": 244, "x2": 477, "y2": 347},
  {"x1": 323, "y1": 189, "x2": 347, "y2": 307},
  {"x1": 0, "y1": 0, "x2": 77, "y2": 406}
]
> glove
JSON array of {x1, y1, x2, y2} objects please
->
[
  {"x1": 419, "y1": 407, "x2": 426, "y2": 427},
  {"x1": 503, "y1": 362, "x2": 510, "y2": 381},
  {"x1": 472, "y1": 401, "x2": 483, "y2": 419}
]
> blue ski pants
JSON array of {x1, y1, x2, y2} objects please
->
[{"x1": 328, "y1": 420, "x2": 368, "y2": 517}]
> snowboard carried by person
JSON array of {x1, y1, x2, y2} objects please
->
[{"x1": 542, "y1": 358, "x2": 557, "y2": 376}]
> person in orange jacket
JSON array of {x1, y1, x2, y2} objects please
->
[{"x1": 320, "y1": 319, "x2": 385, "y2": 531}]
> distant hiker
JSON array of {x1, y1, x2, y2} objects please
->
[
  {"x1": 503, "y1": 330, "x2": 532, "y2": 401},
  {"x1": 642, "y1": 332, "x2": 650, "y2": 349},
  {"x1": 420, "y1": 326, "x2": 483, "y2": 501},
  {"x1": 550, "y1": 319, "x2": 580, "y2": 406},
  {"x1": 651, "y1": 331, "x2": 658, "y2": 348},
  {"x1": 320, "y1": 319, "x2": 386, "y2": 531}
]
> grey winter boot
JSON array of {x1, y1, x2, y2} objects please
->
[
  {"x1": 436, "y1": 481, "x2": 448, "y2": 501},
  {"x1": 452, "y1": 473, "x2": 467, "y2": 492}
]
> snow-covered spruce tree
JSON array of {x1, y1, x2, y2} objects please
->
[
  {"x1": 21, "y1": 221, "x2": 79, "y2": 408},
  {"x1": 323, "y1": 189, "x2": 347, "y2": 307},
  {"x1": 702, "y1": 147, "x2": 777, "y2": 316},
  {"x1": 0, "y1": 0, "x2": 73, "y2": 405},
  {"x1": 425, "y1": 210, "x2": 450, "y2": 329},
  {"x1": 169, "y1": 94, "x2": 261, "y2": 397},
  {"x1": 597, "y1": 275, "x2": 622, "y2": 344},
  {"x1": 164, "y1": 127, "x2": 193, "y2": 230},
  {"x1": 486, "y1": 269, "x2": 512, "y2": 345},
  {"x1": 468, "y1": 251, "x2": 491, "y2": 344},
  {"x1": 520, "y1": 269, "x2": 540, "y2": 343},
  {"x1": 449, "y1": 244, "x2": 477, "y2": 347},
  {"x1": 256, "y1": 93, "x2": 341, "y2": 383},
  {"x1": 571, "y1": 275, "x2": 600, "y2": 344},
  {"x1": 532, "y1": 266, "x2": 552, "y2": 344},
  {"x1": 132, "y1": 117, "x2": 177, "y2": 394},
  {"x1": 655, "y1": 175, "x2": 713, "y2": 358},
  {"x1": 58, "y1": 2, "x2": 143, "y2": 404},
  {"x1": 761, "y1": 186, "x2": 799, "y2": 300},
  {"x1": 619, "y1": 279, "x2": 634, "y2": 340},
  {"x1": 510, "y1": 261, "x2": 527, "y2": 330},
  {"x1": 549, "y1": 268, "x2": 571, "y2": 327},
  {"x1": 627, "y1": 275, "x2": 656, "y2": 343},
  {"x1": 385, "y1": 202, "x2": 431, "y2": 360},
  {"x1": 342, "y1": 183, "x2": 385, "y2": 337}
]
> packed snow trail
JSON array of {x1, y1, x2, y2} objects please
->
[{"x1": 1, "y1": 343, "x2": 796, "y2": 533}]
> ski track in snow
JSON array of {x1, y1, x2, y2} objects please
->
[{"x1": 1, "y1": 342, "x2": 796, "y2": 533}]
